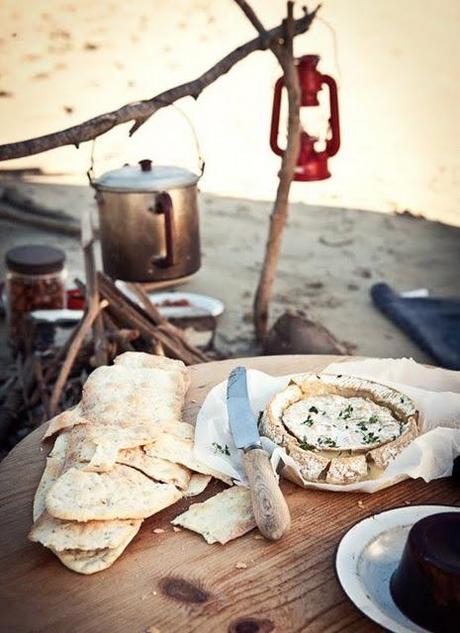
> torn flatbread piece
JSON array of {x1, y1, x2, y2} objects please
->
[
  {"x1": 144, "y1": 434, "x2": 233, "y2": 485},
  {"x1": 114, "y1": 351, "x2": 190, "y2": 389},
  {"x1": 34, "y1": 432, "x2": 70, "y2": 520},
  {"x1": 43, "y1": 405, "x2": 88, "y2": 440},
  {"x1": 46, "y1": 464, "x2": 182, "y2": 521},
  {"x1": 184, "y1": 474, "x2": 212, "y2": 498},
  {"x1": 81, "y1": 365, "x2": 186, "y2": 426},
  {"x1": 64, "y1": 422, "x2": 180, "y2": 473},
  {"x1": 33, "y1": 457, "x2": 65, "y2": 521},
  {"x1": 172, "y1": 486, "x2": 255, "y2": 544},
  {"x1": 29, "y1": 513, "x2": 141, "y2": 552},
  {"x1": 52, "y1": 523, "x2": 142, "y2": 575},
  {"x1": 117, "y1": 447, "x2": 191, "y2": 490}
]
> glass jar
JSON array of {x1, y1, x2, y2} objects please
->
[{"x1": 5, "y1": 245, "x2": 67, "y2": 347}]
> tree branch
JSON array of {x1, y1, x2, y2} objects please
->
[
  {"x1": 253, "y1": 1, "x2": 302, "y2": 341},
  {"x1": 0, "y1": 6, "x2": 319, "y2": 162}
]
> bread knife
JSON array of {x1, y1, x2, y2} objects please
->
[{"x1": 226, "y1": 366, "x2": 291, "y2": 540}]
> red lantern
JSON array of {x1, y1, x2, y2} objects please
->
[{"x1": 270, "y1": 55, "x2": 340, "y2": 181}]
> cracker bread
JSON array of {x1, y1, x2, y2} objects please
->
[
  {"x1": 64, "y1": 422, "x2": 182, "y2": 473},
  {"x1": 46, "y1": 464, "x2": 182, "y2": 521},
  {"x1": 33, "y1": 457, "x2": 65, "y2": 521},
  {"x1": 32, "y1": 352, "x2": 191, "y2": 573},
  {"x1": 117, "y1": 447, "x2": 192, "y2": 490},
  {"x1": 34, "y1": 433, "x2": 70, "y2": 520},
  {"x1": 184, "y1": 474, "x2": 212, "y2": 497},
  {"x1": 29, "y1": 513, "x2": 141, "y2": 552},
  {"x1": 172, "y1": 486, "x2": 255, "y2": 544},
  {"x1": 144, "y1": 434, "x2": 233, "y2": 485},
  {"x1": 114, "y1": 351, "x2": 190, "y2": 391},
  {"x1": 43, "y1": 405, "x2": 88, "y2": 440},
  {"x1": 52, "y1": 523, "x2": 141, "y2": 575},
  {"x1": 81, "y1": 365, "x2": 185, "y2": 426}
]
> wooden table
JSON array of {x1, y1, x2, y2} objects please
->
[{"x1": 0, "y1": 355, "x2": 458, "y2": 633}]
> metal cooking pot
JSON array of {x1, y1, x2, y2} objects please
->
[{"x1": 94, "y1": 159, "x2": 201, "y2": 282}]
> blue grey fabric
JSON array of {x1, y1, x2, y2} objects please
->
[{"x1": 371, "y1": 283, "x2": 460, "y2": 370}]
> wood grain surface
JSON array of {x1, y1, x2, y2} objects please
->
[{"x1": 0, "y1": 355, "x2": 458, "y2": 633}]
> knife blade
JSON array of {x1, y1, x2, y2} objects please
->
[
  {"x1": 226, "y1": 366, "x2": 291, "y2": 541},
  {"x1": 226, "y1": 366, "x2": 261, "y2": 450}
]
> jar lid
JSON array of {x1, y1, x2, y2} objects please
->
[
  {"x1": 5, "y1": 245, "x2": 66, "y2": 275},
  {"x1": 95, "y1": 160, "x2": 199, "y2": 192}
]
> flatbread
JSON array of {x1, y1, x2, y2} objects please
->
[
  {"x1": 114, "y1": 351, "x2": 190, "y2": 390},
  {"x1": 29, "y1": 513, "x2": 141, "y2": 552},
  {"x1": 172, "y1": 486, "x2": 255, "y2": 544},
  {"x1": 184, "y1": 474, "x2": 212, "y2": 497},
  {"x1": 116, "y1": 447, "x2": 192, "y2": 490},
  {"x1": 52, "y1": 524, "x2": 141, "y2": 575},
  {"x1": 65, "y1": 420, "x2": 195, "y2": 473},
  {"x1": 144, "y1": 434, "x2": 233, "y2": 485},
  {"x1": 33, "y1": 457, "x2": 65, "y2": 521},
  {"x1": 43, "y1": 405, "x2": 88, "y2": 440},
  {"x1": 81, "y1": 365, "x2": 185, "y2": 426},
  {"x1": 46, "y1": 464, "x2": 182, "y2": 521},
  {"x1": 33, "y1": 433, "x2": 70, "y2": 520}
]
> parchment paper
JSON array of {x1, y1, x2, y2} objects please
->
[{"x1": 194, "y1": 358, "x2": 460, "y2": 493}]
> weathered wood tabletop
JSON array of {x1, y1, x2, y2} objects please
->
[{"x1": 0, "y1": 355, "x2": 458, "y2": 633}]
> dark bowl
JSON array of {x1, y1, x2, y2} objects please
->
[{"x1": 390, "y1": 512, "x2": 460, "y2": 632}]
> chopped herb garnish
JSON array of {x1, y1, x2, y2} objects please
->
[
  {"x1": 400, "y1": 396, "x2": 405, "y2": 403},
  {"x1": 258, "y1": 411, "x2": 264, "y2": 425},
  {"x1": 322, "y1": 411, "x2": 326, "y2": 415},
  {"x1": 318, "y1": 436, "x2": 337, "y2": 448},
  {"x1": 212, "y1": 442, "x2": 231, "y2": 456},
  {"x1": 316, "y1": 375, "x2": 321, "y2": 380},
  {"x1": 299, "y1": 438, "x2": 315, "y2": 451},
  {"x1": 340, "y1": 404, "x2": 354, "y2": 420},
  {"x1": 337, "y1": 374, "x2": 343, "y2": 378},
  {"x1": 309, "y1": 406, "x2": 319, "y2": 414},
  {"x1": 302, "y1": 415, "x2": 314, "y2": 426},
  {"x1": 362, "y1": 432, "x2": 379, "y2": 445},
  {"x1": 368, "y1": 415, "x2": 379, "y2": 424},
  {"x1": 357, "y1": 422, "x2": 368, "y2": 431}
]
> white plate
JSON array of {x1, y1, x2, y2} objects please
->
[
  {"x1": 335, "y1": 504, "x2": 460, "y2": 633},
  {"x1": 116, "y1": 282, "x2": 224, "y2": 319},
  {"x1": 148, "y1": 291, "x2": 224, "y2": 319}
]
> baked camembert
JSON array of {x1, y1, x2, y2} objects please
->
[{"x1": 260, "y1": 373, "x2": 419, "y2": 484}]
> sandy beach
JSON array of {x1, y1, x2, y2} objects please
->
[{"x1": 1, "y1": 178, "x2": 459, "y2": 363}]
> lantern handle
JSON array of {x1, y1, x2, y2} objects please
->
[
  {"x1": 321, "y1": 74, "x2": 340, "y2": 157},
  {"x1": 269, "y1": 77, "x2": 285, "y2": 157}
]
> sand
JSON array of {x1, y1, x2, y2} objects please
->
[{"x1": 1, "y1": 178, "x2": 459, "y2": 363}]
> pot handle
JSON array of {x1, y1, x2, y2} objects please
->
[{"x1": 153, "y1": 192, "x2": 175, "y2": 268}]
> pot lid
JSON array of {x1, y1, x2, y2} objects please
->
[
  {"x1": 5, "y1": 245, "x2": 65, "y2": 275},
  {"x1": 95, "y1": 160, "x2": 199, "y2": 192}
]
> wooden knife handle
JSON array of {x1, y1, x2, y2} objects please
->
[{"x1": 242, "y1": 448, "x2": 291, "y2": 541}]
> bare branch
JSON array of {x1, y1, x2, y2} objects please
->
[
  {"x1": 0, "y1": 7, "x2": 319, "y2": 162},
  {"x1": 253, "y1": 1, "x2": 302, "y2": 340},
  {"x1": 233, "y1": 0, "x2": 267, "y2": 37}
]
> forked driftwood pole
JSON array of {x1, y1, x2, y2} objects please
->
[{"x1": 235, "y1": 1, "x2": 301, "y2": 341}]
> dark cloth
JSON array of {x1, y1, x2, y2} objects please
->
[{"x1": 371, "y1": 283, "x2": 460, "y2": 370}]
